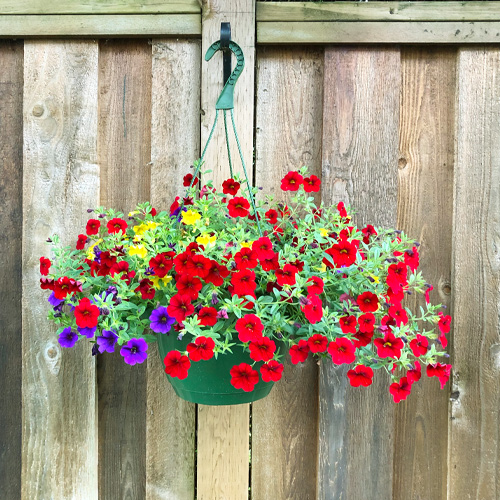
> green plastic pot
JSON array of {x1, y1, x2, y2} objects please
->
[{"x1": 157, "y1": 332, "x2": 275, "y2": 406}]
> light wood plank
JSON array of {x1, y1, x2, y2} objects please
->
[
  {"x1": 196, "y1": 2, "x2": 255, "y2": 499},
  {"x1": 257, "y1": 2, "x2": 500, "y2": 22},
  {"x1": 394, "y1": 47, "x2": 455, "y2": 500},
  {"x1": 450, "y1": 47, "x2": 500, "y2": 500},
  {"x1": 97, "y1": 40, "x2": 152, "y2": 500},
  {"x1": 319, "y1": 47, "x2": 400, "y2": 500},
  {"x1": 251, "y1": 47, "x2": 323, "y2": 500},
  {"x1": 257, "y1": 21, "x2": 500, "y2": 45},
  {"x1": 146, "y1": 39, "x2": 200, "y2": 500},
  {"x1": 0, "y1": 40, "x2": 24, "y2": 500},
  {"x1": 0, "y1": 14, "x2": 201, "y2": 38},
  {"x1": 1, "y1": 0, "x2": 200, "y2": 14},
  {"x1": 22, "y1": 40, "x2": 99, "y2": 500}
]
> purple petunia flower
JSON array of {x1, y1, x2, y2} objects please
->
[
  {"x1": 48, "y1": 292, "x2": 64, "y2": 307},
  {"x1": 149, "y1": 306, "x2": 175, "y2": 334},
  {"x1": 120, "y1": 338, "x2": 148, "y2": 365},
  {"x1": 78, "y1": 325, "x2": 97, "y2": 339},
  {"x1": 216, "y1": 308, "x2": 228, "y2": 320},
  {"x1": 58, "y1": 327, "x2": 78, "y2": 348},
  {"x1": 96, "y1": 329, "x2": 119, "y2": 353}
]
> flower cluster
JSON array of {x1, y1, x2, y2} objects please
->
[{"x1": 40, "y1": 165, "x2": 451, "y2": 402}]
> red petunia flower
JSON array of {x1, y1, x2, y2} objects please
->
[
  {"x1": 174, "y1": 251, "x2": 192, "y2": 275},
  {"x1": 167, "y1": 294, "x2": 194, "y2": 323},
  {"x1": 425, "y1": 285, "x2": 433, "y2": 304},
  {"x1": 389, "y1": 377, "x2": 412, "y2": 403},
  {"x1": 404, "y1": 247, "x2": 419, "y2": 272},
  {"x1": 328, "y1": 338, "x2": 356, "y2": 365},
  {"x1": 358, "y1": 313, "x2": 375, "y2": 333},
  {"x1": 222, "y1": 178, "x2": 240, "y2": 195},
  {"x1": 265, "y1": 209, "x2": 278, "y2": 225},
  {"x1": 386, "y1": 285, "x2": 404, "y2": 305},
  {"x1": 40, "y1": 277, "x2": 55, "y2": 291},
  {"x1": 235, "y1": 314, "x2": 264, "y2": 343},
  {"x1": 230, "y1": 363, "x2": 260, "y2": 392},
  {"x1": 135, "y1": 278, "x2": 155, "y2": 300},
  {"x1": 259, "y1": 252, "x2": 279, "y2": 272},
  {"x1": 387, "y1": 262, "x2": 408, "y2": 292},
  {"x1": 407, "y1": 360, "x2": 422, "y2": 385},
  {"x1": 249, "y1": 336, "x2": 276, "y2": 362},
  {"x1": 337, "y1": 201, "x2": 348, "y2": 218},
  {"x1": 110, "y1": 260, "x2": 129, "y2": 277},
  {"x1": 252, "y1": 237, "x2": 274, "y2": 261},
  {"x1": 374, "y1": 332, "x2": 404, "y2": 359},
  {"x1": 185, "y1": 254, "x2": 211, "y2": 280},
  {"x1": 289, "y1": 339, "x2": 310, "y2": 364},
  {"x1": 164, "y1": 350, "x2": 191, "y2": 379},
  {"x1": 303, "y1": 175, "x2": 321, "y2": 192},
  {"x1": 357, "y1": 291, "x2": 379, "y2": 313},
  {"x1": 107, "y1": 217, "x2": 128, "y2": 235},
  {"x1": 260, "y1": 360, "x2": 284, "y2": 382},
  {"x1": 307, "y1": 333, "x2": 328, "y2": 353},
  {"x1": 205, "y1": 259, "x2": 230, "y2": 286},
  {"x1": 347, "y1": 365, "x2": 374, "y2": 387},
  {"x1": 438, "y1": 312, "x2": 452, "y2": 334},
  {"x1": 86, "y1": 219, "x2": 100, "y2": 236},
  {"x1": 197, "y1": 307, "x2": 218, "y2": 327},
  {"x1": 40, "y1": 257, "x2": 51, "y2": 276},
  {"x1": 74, "y1": 297, "x2": 100, "y2": 328},
  {"x1": 234, "y1": 248, "x2": 258, "y2": 270},
  {"x1": 231, "y1": 269, "x2": 257, "y2": 296},
  {"x1": 76, "y1": 234, "x2": 88, "y2": 250},
  {"x1": 227, "y1": 197, "x2": 250, "y2": 218},
  {"x1": 361, "y1": 224, "x2": 377, "y2": 244},
  {"x1": 301, "y1": 294, "x2": 323, "y2": 324},
  {"x1": 409, "y1": 334, "x2": 428, "y2": 357},
  {"x1": 186, "y1": 336, "x2": 215, "y2": 362},
  {"x1": 426, "y1": 363, "x2": 451, "y2": 389},
  {"x1": 170, "y1": 196, "x2": 180, "y2": 215},
  {"x1": 281, "y1": 171, "x2": 303, "y2": 191},
  {"x1": 183, "y1": 173, "x2": 198, "y2": 187},
  {"x1": 53, "y1": 276, "x2": 75, "y2": 299},
  {"x1": 175, "y1": 273, "x2": 202, "y2": 300},
  {"x1": 306, "y1": 276, "x2": 324, "y2": 295},
  {"x1": 339, "y1": 315, "x2": 357, "y2": 334},
  {"x1": 323, "y1": 240, "x2": 358, "y2": 268},
  {"x1": 388, "y1": 305, "x2": 409, "y2": 327},
  {"x1": 275, "y1": 264, "x2": 297, "y2": 286},
  {"x1": 353, "y1": 330, "x2": 374, "y2": 348}
]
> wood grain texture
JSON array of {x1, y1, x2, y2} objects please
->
[
  {"x1": 450, "y1": 47, "x2": 500, "y2": 500},
  {"x1": 257, "y1": 21, "x2": 500, "y2": 45},
  {"x1": 97, "y1": 40, "x2": 152, "y2": 500},
  {"x1": 196, "y1": 2, "x2": 255, "y2": 499},
  {"x1": 146, "y1": 39, "x2": 201, "y2": 500},
  {"x1": 0, "y1": 14, "x2": 201, "y2": 38},
  {"x1": 393, "y1": 47, "x2": 456, "y2": 500},
  {"x1": 22, "y1": 40, "x2": 99, "y2": 500},
  {"x1": 0, "y1": 40, "x2": 23, "y2": 500},
  {"x1": 319, "y1": 48, "x2": 400, "y2": 500},
  {"x1": 251, "y1": 47, "x2": 324, "y2": 500},
  {"x1": 257, "y1": 2, "x2": 500, "y2": 22},
  {"x1": 1, "y1": 0, "x2": 200, "y2": 14}
]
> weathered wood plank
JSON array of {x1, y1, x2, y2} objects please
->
[
  {"x1": 0, "y1": 14, "x2": 201, "y2": 38},
  {"x1": 394, "y1": 47, "x2": 455, "y2": 500},
  {"x1": 251, "y1": 46, "x2": 323, "y2": 500},
  {"x1": 22, "y1": 40, "x2": 99, "y2": 500},
  {"x1": 0, "y1": 40, "x2": 23, "y2": 500},
  {"x1": 0, "y1": 0, "x2": 200, "y2": 14},
  {"x1": 450, "y1": 47, "x2": 500, "y2": 500},
  {"x1": 319, "y1": 47, "x2": 400, "y2": 500},
  {"x1": 257, "y1": 2, "x2": 500, "y2": 22},
  {"x1": 257, "y1": 21, "x2": 500, "y2": 45},
  {"x1": 97, "y1": 40, "x2": 152, "y2": 500},
  {"x1": 196, "y1": 2, "x2": 255, "y2": 500},
  {"x1": 146, "y1": 39, "x2": 200, "y2": 500}
]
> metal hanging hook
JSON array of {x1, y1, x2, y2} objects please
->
[{"x1": 205, "y1": 25, "x2": 245, "y2": 110}]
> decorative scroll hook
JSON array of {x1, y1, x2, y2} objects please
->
[{"x1": 205, "y1": 33, "x2": 245, "y2": 110}]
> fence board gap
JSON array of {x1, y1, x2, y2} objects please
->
[{"x1": 97, "y1": 39, "x2": 152, "y2": 500}]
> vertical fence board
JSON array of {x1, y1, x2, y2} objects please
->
[
  {"x1": 22, "y1": 40, "x2": 99, "y2": 500},
  {"x1": 450, "y1": 47, "x2": 500, "y2": 500},
  {"x1": 197, "y1": 2, "x2": 255, "y2": 500},
  {"x1": 319, "y1": 47, "x2": 400, "y2": 500},
  {"x1": 97, "y1": 39, "x2": 152, "y2": 500},
  {"x1": 394, "y1": 47, "x2": 455, "y2": 500},
  {"x1": 146, "y1": 39, "x2": 200, "y2": 500},
  {"x1": 0, "y1": 39, "x2": 23, "y2": 500},
  {"x1": 252, "y1": 46, "x2": 324, "y2": 500}
]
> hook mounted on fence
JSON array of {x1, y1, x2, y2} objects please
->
[
  {"x1": 220, "y1": 22, "x2": 231, "y2": 85},
  {"x1": 205, "y1": 23, "x2": 245, "y2": 110}
]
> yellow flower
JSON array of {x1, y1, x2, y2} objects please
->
[
  {"x1": 128, "y1": 244, "x2": 147, "y2": 259},
  {"x1": 146, "y1": 221, "x2": 158, "y2": 230},
  {"x1": 315, "y1": 263, "x2": 327, "y2": 273},
  {"x1": 318, "y1": 228, "x2": 329, "y2": 237},
  {"x1": 196, "y1": 233, "x2": 216, "y2": 247},
  {"x1": 150, "y1": 275, "x2": 172, "y2": 289},
  {"x1": 182, "y1": 210, "x2": 201, "y2": 226},
  {"x1": 240, "y1": 241, "x2": 253, "y2": 248},
  {"x1": 369, "y1": 274, "x2": 380, "y2": 284},
  {"x1": 128, "y1": 210, "x2": 139, "y2": 217},
  {"x1": 133, "y1": 223, "x2": 149, "y2": 235}
]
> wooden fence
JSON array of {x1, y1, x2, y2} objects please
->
[{"x1": 1, "y1": 1, "x2": 499, "y2": 499}]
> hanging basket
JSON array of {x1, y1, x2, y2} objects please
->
[{"x1": 157, "y1": 332, "x2": 275, "y2": 405}]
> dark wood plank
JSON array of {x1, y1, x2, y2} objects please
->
[
  {"x1": 449, "y1": 47, "x2": 500, "y2": 500},
  {"x1": 0, "y1": 39, "x2": 23, "y2": 500},
  {"x1": 319, "y1": 47, "x2": 400, "y2": 500},
  {"x1": 97, "y1": 39, "x2": 152, "y2": 500},
  {"x1": 393, "y1": 47, "x2": 456, "y2": 500}
]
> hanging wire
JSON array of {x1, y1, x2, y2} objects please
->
[{"x1": 223, "y1": 110, "x2": 234, "y2": 180}]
